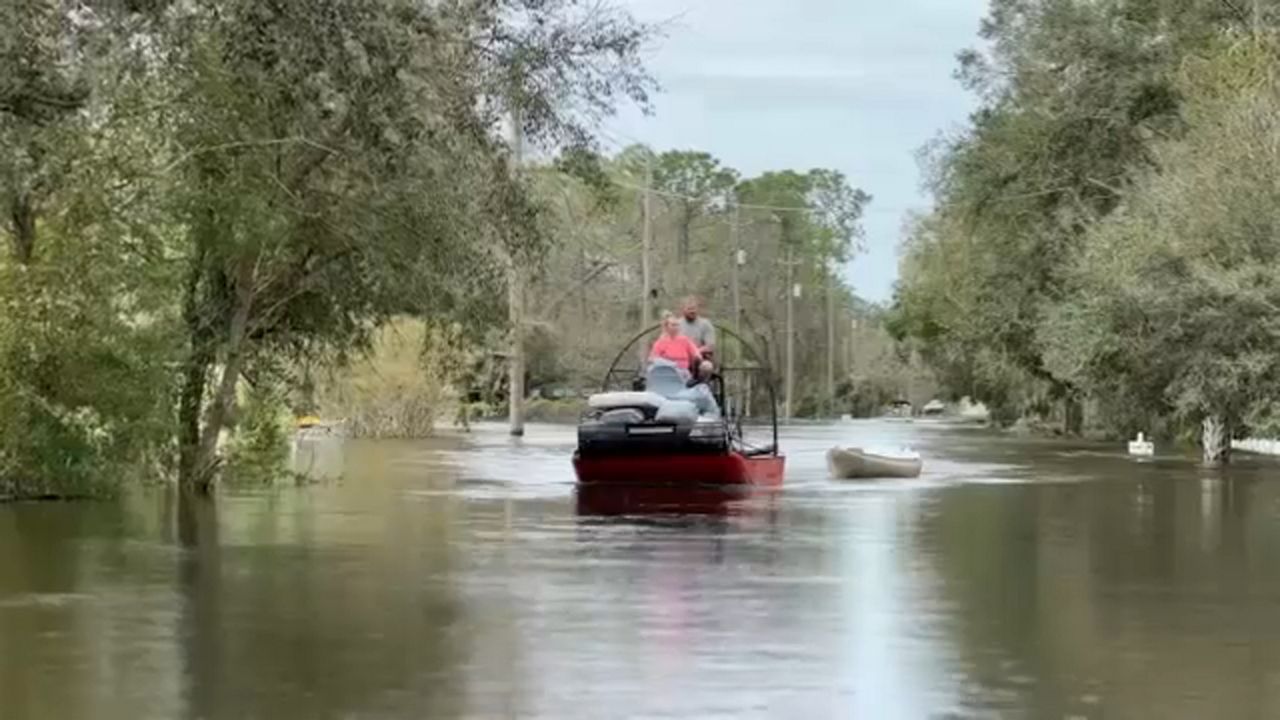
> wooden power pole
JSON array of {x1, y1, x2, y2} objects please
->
[
  {"x1": 784, "y1": 243, "x2": 795, "y2": 424},
  {"x1": 640, "y1": 155, "x2": 653, "y2": 332},
  {"x1": 508, "y1": 107, "x2": 525, "y2": 437},
  {"x1": 826, "y1": 265, "x2": 836, "y2": 417},
  {"x1": 729, "y1": 205, "x2": 743, "y2": 416},
  {"x1": 730, "y1": 204, "x2": 741, "y2": 343}
]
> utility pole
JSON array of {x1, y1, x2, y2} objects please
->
[
  {"x1": 507, "y1": 106, "x2": 525, "y2": 437},
  {"x1": 729, "y1": 205, "x2": 743, "y2": 415},
  {"x1": 825, "y1": 263, "x2": 835, "y2": 418},
  {"x1": 730, "y1": 204, "x2": 742, "y2": 349},
  {"x1": 846, "y1": 317, "x2": 857, "y2": 377},
  {"x1": 640, "y1": 154, "x2": 653, "y2": 332},
  {"x1": 784, "y1": 243, "x2": 795, "y2": 424},
  {"x1": 1254, "y1": 0, "x2": 1263, "y2": 38}
]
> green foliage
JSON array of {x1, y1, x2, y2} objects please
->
[
  {"x1": 1042, "y1": 38, "x2": 1280, "y2": 442},
  {"x1": 317, "y1": 319, "x2": 460, "y2": 439},
  {"x1": 891, "y1": 0, "x2": 1280, "y2": 441},
  {"x1": 834, "y1": 311, "x2": 938, "y2": 418},
  {"x1": 224, "y1": 382, "x2": 292, "y2": 485},
  {"x1": 0, "y1": 244, "x2": 176, "y2": 498},
  {"x1": 0, "y1": 0, "x2": 656, "y2": 497},
  {"x1": 652, "y1": 151, "x2": 738, "y2": 263}
]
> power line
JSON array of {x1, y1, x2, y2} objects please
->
[{"x1": 594, "y1": 126, "x2": 642, "y2": 152}]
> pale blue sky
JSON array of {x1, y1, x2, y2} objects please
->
[{"x1": 606, "y1": 0, "x2": 989, "y2": 303}]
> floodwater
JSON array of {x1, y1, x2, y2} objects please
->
[{"x1": 4, "y1": 421, "x2": 1280, "y2": 719}]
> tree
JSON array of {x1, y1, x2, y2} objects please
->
[
  {"x1": 1041, "y1": 37, "x2": 1280, "y2": 464},
  {"x1": 0, "y1": 0, "x2": 657, "y2": 498},
  {"x1": 0, "y1": 2, "x2": 184, "y2": 498},
  {"x1": 651, "y1": 150, "x2": 737, "y2": 266},
  {"x1": 155, "y1": 0, "x2": 655, "y2": 491},
  {"x1": 0, "y1": 0, "x2": 94, "y2": 264},
  {"x1": 891, "y1": 0, "x2": 1257, "y2": 432}
]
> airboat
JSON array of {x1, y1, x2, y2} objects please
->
[{"x1": 572, "y1": 325, "x2": 785, "y2": 514}]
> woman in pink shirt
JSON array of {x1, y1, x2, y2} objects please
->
[{"x1": 650, "y1": 312, "x2": 703, "y2": 373}]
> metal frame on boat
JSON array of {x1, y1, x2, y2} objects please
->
[{"x1": 573, "y1": 324, "x2": 786, "y2": 512}]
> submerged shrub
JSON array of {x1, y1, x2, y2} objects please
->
[
  {"x1": 316, "y1": 318, "x2": 458, "y2": 439},
  {"x1": 224, "y1": 382, "x2": 293, "y2": 485}
]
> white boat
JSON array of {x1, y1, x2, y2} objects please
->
[
  {"x1": 827, "y1": 447, "x2": 923, "y2": 480},
  {"x1": 1128, "y1": 432, "x2": 1154, "y2": 457}
]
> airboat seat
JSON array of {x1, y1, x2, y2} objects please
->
[
  {"x1": 644, "y1": 359, "x2": 690, "y2": 398},
  {"x1": 642, "y1": 360, "x2": 720, "y2": 418}
]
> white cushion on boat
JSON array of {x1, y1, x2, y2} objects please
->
[
  {"x1": 654, "y1": 400, "x2": 698, "y2": 424},
  {"x1": 587, "y1": 391, "x2": 667, "y2": 411}
]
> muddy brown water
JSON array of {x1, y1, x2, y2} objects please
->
[{"x1": 4, "y1": 420, "x2": 1280, "y2": 719}]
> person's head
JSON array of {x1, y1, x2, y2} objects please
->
[
  {"x1": 681, "y1": 296, "x2": 700, "y2": 321},
  {"x1": 662, "y1": 312, "x2": 680, "y2": 337}
]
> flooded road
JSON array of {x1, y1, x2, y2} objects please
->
[{"x1": 4, "y1": 420, "x2": 1280, "y2": 719}]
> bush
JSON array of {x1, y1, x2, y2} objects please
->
[
  {"x1": 316, "y1": 318, "x2": 457, "y2": 438},
  {"x1": 224, "y1": 383, "x2": 293, "y2": 485},
  {"x1": 0, "y1": 262, "x2": 176, "y2": 499}
]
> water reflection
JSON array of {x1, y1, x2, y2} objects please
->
[
  {"x1": 917, "y1": 468, "x2": 1280, "y2": 719},
  {"x1": 4, "y1": 422, "x2": 1280, "y2": 718}
]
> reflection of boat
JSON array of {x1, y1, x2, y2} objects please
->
[
  {"x1": 827, "y1": 447, "x2": 922, "y2": 479},
  {"x1": 573, "y1": 325, "x2": 785, "y2": 513}
]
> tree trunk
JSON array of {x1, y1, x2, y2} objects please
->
[
  {"x1": 1202, "y1": 414, "x2": 1230, "y2": 467},
  {"x1": 178, "y1": 259, "x2": 214, "y2": 490},
  {"x1": 678, "y1": 216, "x2": 691, "y2": 265},
  {"x1": 677, "y1": 207, "x2": 694, "y2": 291},
  {"x1": 192, "y1": 259, "x2": 257, "y2": 492},
  {"x1": 1063, "y1": 396, "x2": 1083, "y2": 436},
  {"x1": 9, "y1": 192, "x2": 36, "y2": 265},
  {"x1": 177, "y1": 350, "x2": 213, "y2": 487}
]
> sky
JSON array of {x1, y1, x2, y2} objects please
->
[{"x1": 605, "y1": 0, "x2": 990, "y2": 303}]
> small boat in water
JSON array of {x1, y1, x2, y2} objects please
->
[{"x1": 827, "y1": 447, "x2": 922, "y2": 480}]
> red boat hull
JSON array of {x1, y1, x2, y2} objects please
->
[{"x1": 573, "y1": 452, "x2": 785, "y2": 515}]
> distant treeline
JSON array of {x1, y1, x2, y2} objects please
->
[{"x1": 518, "y1": 145, "x2": 933, "y2": 420}]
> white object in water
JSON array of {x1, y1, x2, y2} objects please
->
[
  {"x1": 828, "y1": 447, "x2": 923, "y2": 479},
  {"x1": 1128, "y1": 432, "x2": 1154, "y2": 457}
]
